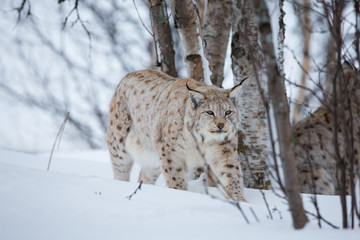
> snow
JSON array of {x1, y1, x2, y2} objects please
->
[{"x1": 0, "y1": 149, "x2": 359, "y2": 240}]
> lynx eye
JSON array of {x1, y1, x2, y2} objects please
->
[
  {"x1": 206, "y1": 110, "x2": 215, "y2": 116},
  {"x1": 225, "y1": 110, "x2": 233, "y2": 116}
]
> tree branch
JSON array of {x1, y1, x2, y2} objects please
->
[
  {"x1": 126, "y1": 181, "x2": 143, "y2": 200},
  {"x1": 62, "y1": 0, "x2": 92, "y2": 55}
]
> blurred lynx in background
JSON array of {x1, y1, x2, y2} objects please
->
[{"x1": 294, "y1": 64, "x2": 360, "y2": 195}]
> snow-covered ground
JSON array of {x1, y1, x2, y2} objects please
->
[{"x1": 0, "y1": 149, "x2": 358, "y2": 240}]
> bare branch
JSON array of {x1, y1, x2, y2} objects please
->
[
  {"x1": 133, "y1": 0, "x2": 154, "y2": 36},
  {"x1": 260, "y1": 189, "x2": 273, "y2": 220},
  {"x1": 126, "y1": 181, "x2": 143, "y2": 200},
  {"x1": 186, "y1": 123, "x2": 250, "y2": 223},
  {"x1": 62, "y1": 0, "x2": 92, "y2": 55},
  {"x1": 305, "y1": 210, "x2": 339, "y2": 229},
  {"x1": 47, "y1": 112, "x2": 70, "y2": 171},
  {"x1": 14, "y1": 0, "x2": 31, "y2": 23}
]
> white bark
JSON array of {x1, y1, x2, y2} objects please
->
[
  {"x1": 202, "y1": 0, "x2": 232, "y2": 87},
  {"x1": 169, "y1": 0, "x2": 205, "y2": 81},
  {"x1": 231, "y1": 0, "x2": 269, "y2": 188}
]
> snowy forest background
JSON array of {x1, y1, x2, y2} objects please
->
[
  {"x1": 0, "y1": 0, "x2": 360, "y2": 237},
  {"x1": 0, "y1": 0, "x2": 154, "y2": 150},
  {"x1": 0, "y1": 0, "x2": 334, "y2": 151}
]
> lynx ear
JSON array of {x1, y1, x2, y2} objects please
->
[
  {"x1": 228, "y1": 76, "x2": 248, "y2": 100},
  {"x1": 186, "y1": 83, "x2": 205, "y2": 109}
]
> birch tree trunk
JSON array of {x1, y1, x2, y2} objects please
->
[
  {"x1": 231, "y1": 0, "x2": 269, "y2": 188},
  {"x1": 169, "y1": 0, "x2": 205, "y2": 81},
  {"x1": 148, "y1": 0, "x2": 177, "y2": 77},
  {"x1": 202, "y1": 0, "x2": 232, "y2": 87},
  {"x1": 324, "y1": 37, "x2": 336, "y2": 96},
  {"x1": 292, "y1": 0, "x2": 312, "y2": 123},
  {"x1": 253, "y1": 0, "x2": 308, "y2": 229}
]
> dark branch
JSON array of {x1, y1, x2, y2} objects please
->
[
  {"x1": 62, "y1": 0, "x2": 92, "y2": 55},
  {"x1": 14, "y1": 0, "x2": 31, "y2": 23},
  {"x1": 126, "y1": 181, "x2": 143, "y2": 200},
  {"x1": 305, "y1": 210, "x2": 339, "y2": 229},
  {"x1": 47, "y1": 112, "x2": 70, "y2": 171}
]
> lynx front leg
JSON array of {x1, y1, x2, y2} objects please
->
[
  {"x1": 211, "y1": 163, "x2": 246, "y2": 201},
  {"x1": 206, "y1": 144, "x2": 246, "y2": 202}
]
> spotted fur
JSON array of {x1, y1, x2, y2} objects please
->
[
  {"x1": 293, "y1": 65, "x2": 360, "y2": 195},
  {"x1": 107, "y1": 70, "x2": 246, "y2": 201}
]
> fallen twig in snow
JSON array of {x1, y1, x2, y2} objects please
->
[
  {"x1": 250, "y1": 207, "x2": 260, "y2": 223},
  {"x1": 260, "y1": 189, "x2": 273, "y2": 220},
  {"x1": 204, "y1": 186, "x2": 250, "y2": 224},
  {"x1": 272, "y1": 207, "x2": 282, "y2": 220},
  {"x1": 47, "y1": 112, "x2": 70, "y2": 171},
  {"x1": 126, "y1": 181, "x2": 143, "y2": 200},
  {"x1": 305, "y1": 210, "x2": 339, "y2": 229}
]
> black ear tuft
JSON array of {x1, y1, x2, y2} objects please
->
[
  {"x1": 228, "y1": 76, "x2": 248, "y2": 102},
  {"x1": 238, "y1": 76, "x2": 249, "y2": 86},
  {"x1": 186, "y1": 83, "x2": 205, "y2": 109}
]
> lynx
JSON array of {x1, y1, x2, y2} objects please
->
[
  {"x1": 293, "y1": 64, "x2": 360, "y2": 195},
  {"x1": 107, "y1": 70, "x2": 246, "y2": 201}
]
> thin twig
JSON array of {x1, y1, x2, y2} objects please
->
[
  {"x1": 260, "y1": 189, "x2": 273, "y2": 220},
  {"x1": 284, "y1": 45, "x2": 331, "y2": 110},
  {"x1": 126, "y1": 181, "x2": 143, "y2": 200},
  {"x1": 47, "y1": 112, "x2": 70, "y2": 171},
  {"x1": 203, "y1": 184, "x2": 250, "y2": 224},
  {"x1": 250, "y1": 207, "x2": 260, "y2": 223},
  {"x1": 62, "y1": 0, "x2": 92, "y2": 56},
  {"x1": 272, "y1": 207, "x2": 283, "y2": 219},
  {"x1": 133, "y1": 0, "x2": 153, "y2": 36},
  {"x1": 186, "y1": 123, "x2": 250, "y2": 224},
  {"x1": 14, "y1": 0, "x2": 30, "y2": 23},
  {"x1": 305, "y1": 210, "x2": 339, "y2": 229}
]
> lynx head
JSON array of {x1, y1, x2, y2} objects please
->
[
  {"x1": 327, "y1": 61, "x2": 360, "y2": 103},
  {"x1": 186, "y1": 83, "x2": 242, "y2": 144}
]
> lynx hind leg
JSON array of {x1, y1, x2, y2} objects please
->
[
  {"x1": 297, "y1": 164, "x2": 335, "y2": 195},
  {"x1": 107, "y1": 94, "x2": 134, "y2": 181},
  {"x1": 125, "y1": 130, "x2": 161, "y2": 184}
]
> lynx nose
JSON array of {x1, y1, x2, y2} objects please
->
[{"x1": 217, "y1": 123, "x2": 225, "y2": 130}]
